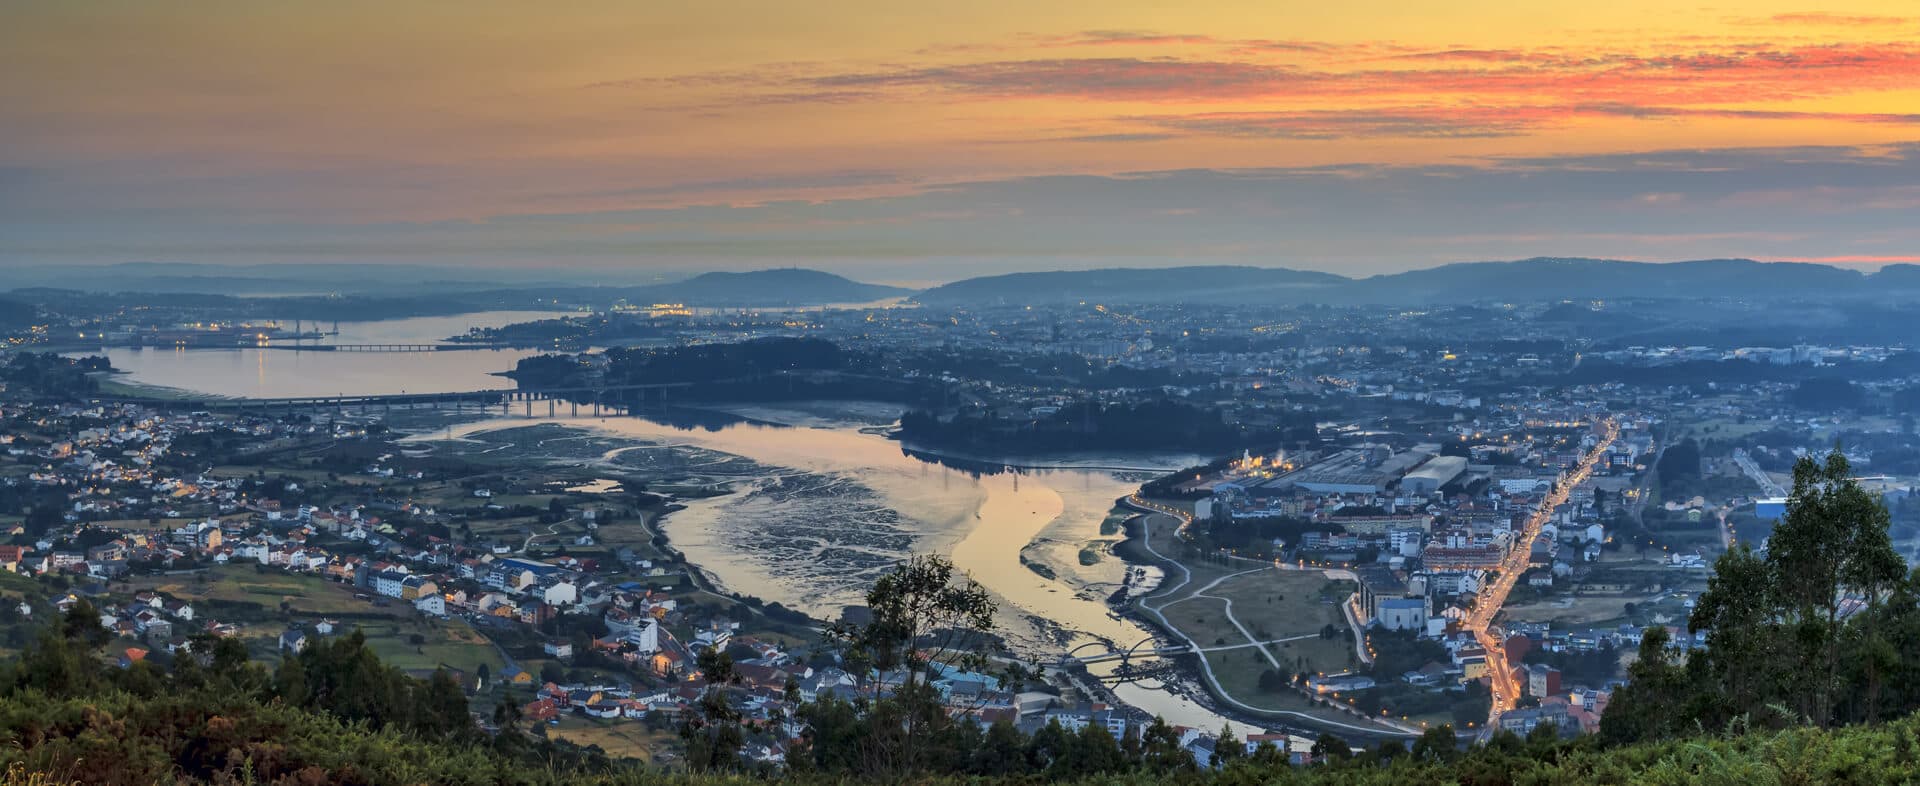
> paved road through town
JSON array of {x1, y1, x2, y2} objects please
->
[{"x1": 1467, "y1": 418, "x2": 1619, "y2": 734}]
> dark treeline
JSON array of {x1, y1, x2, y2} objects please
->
[
  {"x1": 1557, "y1": 353, "x2": 1920, "y2": 390},
  {"x1": 508, "y1": 338, "x2": 1288, "y2": 453},
  {"x1": 511, "y1": 338, "x2": 849, "y2": 387},
  {"x1": 511, "y1": 338, "x2": 947, "y2": 408},
  {"x1": 456, "y1": 314, "x2": 671, "y2": 345},
  {"x1": 1584, "y1": 303, "x2": 1920, "y2": 349},
  {"x1": 1655, "y1": 438, "x2": 1701, "y2": 486},
  {"x1": 1789, "y1": 378, "x2": 1868, "y2": 410},
  {"x1": 601, "y1": 338, "x2": 849, "y2": 384},
  {"x1": 882, "y1": 346, "x2": 1196, "y2": 390},
  {"x1": 0, "y1": 296, "x2": 44, "y2": 330},
  {"x1": 1, "y1": 352, "x2": 110, "y2": 400},
  {"x1": 1140, "y1": 457, "x2": 1239, "y2": 499},
  {"x1": 506, "y1": 335, "x2": 1336, "y2": 453},
  {"x1": 898, "y1": 401, "x2": 1316, "y2": 454},
  {"x1": 510, "y1": 338, "x2": 1195, "y2": 395},
  {"x1": 1192, "y1": 512, "x2": 1321, "y2": 555}
]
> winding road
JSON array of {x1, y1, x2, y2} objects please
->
[
  {"x1": 1131, "y1": 511, "x2": 1419, "y2": 737},
  {"x1": 1158, "y1": 566, "x2": 1287, "y2": 670},
  {"x1": 522, "y1": 518, "x2": 573, "y2": 551}
]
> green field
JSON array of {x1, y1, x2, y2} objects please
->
[
  {"x1": 140, "y1": 565, "x2": 381, "y2": 617},
  {"x1": 357, "y1": 618, "x2": 504, "y2": 675},
  {"x1": 546, "y1": 716, "x2": 675, "y2": 762},
  {"x1": 128, "y1": 565, "x2": 502, "y2": 675},
  {"x1": 1502, "y1": 593, "x2": 1641, "y2": 626},
  {"x1": 1134, "y1": 512, "x2": 1384, "y2": 731},
  {"x1": 1672, "y1": 417, "x2": 1774, "y2": 443},
  {"x1": 1202, "y1": 657, "x2": 1359, "y2": 719}
]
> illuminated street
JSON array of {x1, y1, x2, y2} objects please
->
[{"x1": 1467, "y1": 418, "x2": 1620, "y2": 731}]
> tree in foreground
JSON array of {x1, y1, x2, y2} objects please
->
[
  {"x1": 820, "y1": 553, "x2": 997, "y2": 775},
  {"x1": 1605, "y1": 449, "x2": 1920, "y2": 742}
]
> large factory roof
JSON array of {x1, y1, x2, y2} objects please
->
[{"x1": 1405, "y1": 455, "x2": 1469, "y2": 485}]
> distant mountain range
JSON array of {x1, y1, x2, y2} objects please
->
[
  {"x1": 913, "y1": 265, "x2": 1345, "y2": 306},
  {"x1": 1347, "y1": 257, "x2": 1883, "y2": 304},
  {"x1": 607, "y1": 269, "x2": 912, "y2": 306},
  {"x1": 0, "y1": 264, "x2": 905, "y2": 308},
  {"x1": 0, "y1": 262, "x2": 678, "y2": 295},
  {"x1": 1872, "y1": 263, "x2": 1920, "y2": 288},
  {"x1": 9, "y1": 257, "x2": 1920, "y2": 308},
  {"x1": 916, "y1": 258, "x2": 1920, "y2": 305}
]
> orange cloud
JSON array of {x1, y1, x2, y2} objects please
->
[
  {"x1": 10, "y1": 1, "x2": 1920, "y2": 269},
  {"x1": 1743, "y1": 12, "x2": 1919, "y2": 27},
  {"x1": 645, "y1": 40, "x2": 1920, "y2": 113},
  {"x1": 1135, "y1": 107, "x2": 1557, "y2": 139},
  {"x1": 1031, "y1": 30, "x2": 1338, "y2": 53}
]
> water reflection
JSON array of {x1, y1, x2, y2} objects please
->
[
  {"x1": 427, "y1": 409, "x2": 1235, "y2": 730},
  {"x1": 92, "y1": 311, "x2": 569, "y2": 398},
  {"x1": 98, "y1": 313, "x2": 1241, "y2": 731}
]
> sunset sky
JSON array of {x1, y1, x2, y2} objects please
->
[{"x1": 5, "y1": 2, "x2": 1920, "y2": 282}]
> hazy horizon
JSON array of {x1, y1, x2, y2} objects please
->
[
  {"x1": 6, "y1": 3, "x2": 1920, "y2": 280},
  {"x1": 4, "y1": 254, "x2": 1912, "y2": 293}
]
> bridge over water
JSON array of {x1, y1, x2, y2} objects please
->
[
  {"x1": 98, "y1": 382, "x2": 696, "y2": 417},
  {"x1": 257, "y1": 342, "x2": 518, "y2": 352},
  {"x1": 99, "y1": 368, "x2": 942, "y2": 417}
]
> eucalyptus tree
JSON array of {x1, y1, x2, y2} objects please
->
[
  {"x1": 826, "y1": 553, "x2": 997, "y2": 774},
  {"x1": 1763, "y1": 451, "x2": 1905, "y2": 726}
]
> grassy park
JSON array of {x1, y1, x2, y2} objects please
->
[{"x1": 1126, "y1": 507, "x2": 1401, "y2": 732}]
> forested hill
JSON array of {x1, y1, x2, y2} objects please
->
[
  {"x1": 6, "y1": 268, "x2": 908, "y2": 317},
  {"x1": 915, "y1": 257, "x2": 1920, "y2": 306},
  {"x1": 1348, "y1": 257, "x2": 1877, "y2": 304},
  {"x1": 914, "y1": 265, "x2": 1346, "y2": 305},
  {"x1": 6, "y1": 635, "x2": 1920, "y2": 786},
  {"x1": 618, "y1": 269, "x2": 912, "y2": 305}
]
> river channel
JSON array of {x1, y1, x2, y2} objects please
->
[{"x1": 90, "y1": 311, "x2": 1243, "y2": 731}]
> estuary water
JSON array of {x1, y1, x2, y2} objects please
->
[
  {"x1": 92, "y1": 311, "x2": 571, "y2": 398},
  {"x1": 95, "y1": 310, "x2": 1241, "y2": 730}
]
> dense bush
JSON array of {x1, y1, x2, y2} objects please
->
[
  {"x1": 8, "y1": 679, "x2": 1920, "y2": 784},
  {"x1": 8, "y1": 458, "x2": 1920, "y2": 785}
]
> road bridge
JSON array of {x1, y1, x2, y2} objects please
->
[
  {"x1": 258, "y1": 343, "x2": 517, "y2": 352},
  {"x1": 1732, "y1": 448, "x2": 1788, "y2": 498},
  {"x1": 96, "y1": 382, "x2": 697, "y2": 417}
]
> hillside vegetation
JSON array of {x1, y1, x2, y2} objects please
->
[
  {"x1": 5, "y1": 454, "x2": 1920, "y2": 783},
  {"x1": 5, "y1": 669, "x2": 1920, "y2": 785}
]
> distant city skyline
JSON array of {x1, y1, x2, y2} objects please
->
[{"x1": 5, "y1": 2, "x2": 1920, "y2": 279}]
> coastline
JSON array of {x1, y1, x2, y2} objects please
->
[
  {"x1": 892, "y1": 439, "x2": 1202, "y2": 474},
  {"x1": 380, "y1": 405, "x2": 1271, "y2": 733},
  {"x1": 389, "y1": 414, "x2": 827, "y2": 630},
  {"x1": 87, "y1": 370, "x2": 223, "y2": 401}
]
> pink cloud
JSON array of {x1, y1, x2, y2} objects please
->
[{"x1": 770, "y1": 41, "x2": 1920, "y2": 108}]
